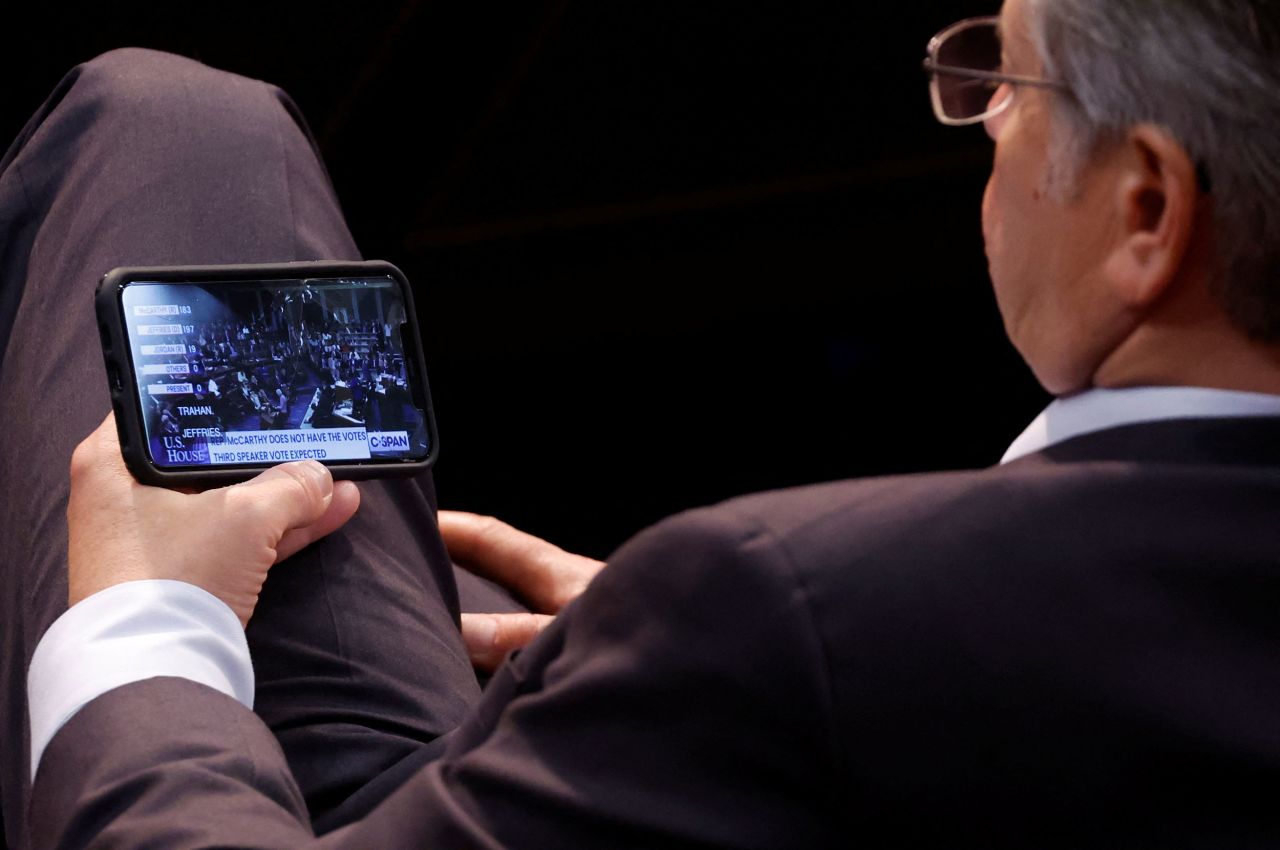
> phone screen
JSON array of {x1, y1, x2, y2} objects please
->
[{"x1": 119, "y1": 275, "x2": 431, "y2": 469}]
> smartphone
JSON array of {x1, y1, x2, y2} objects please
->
[{"x1": 96, "y1": 261, "x2": 438, "y2": 486}]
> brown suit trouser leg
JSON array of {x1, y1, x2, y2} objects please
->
[{"x1": 0, "y1": 48, "x2": 506, "y2": 849}]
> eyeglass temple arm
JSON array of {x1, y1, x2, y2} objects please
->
[{"x1": 921, "y1": 59, "x2": 1065, "y2": 91}]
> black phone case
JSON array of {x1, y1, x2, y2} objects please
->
[{"x1": 95, "y1": 260, "x2": 439, "y2": 487}]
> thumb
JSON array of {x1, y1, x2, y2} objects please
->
[
  {"x1": 219, "y1": 460, "x2": 335, "y2": 551},
  {"x1": 461, "y1": 612, "x2": 556, "y2": 672}
]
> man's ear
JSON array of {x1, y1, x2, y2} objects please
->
[{"x1": 1101, "y1": 123, "x2": 1201, "y2": 310}]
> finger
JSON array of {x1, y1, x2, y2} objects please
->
[
  {"x1": 276, "y1": 480, "x2": 361, "y2": 561},
  {"x1": 461, "y1": 612, "x2": 556, "y2": 672},
  {"x1": 219, "y1": 460, "x2": 335, "y2": 545},
  {"x1": 439, "y1": 511, "x2": 603, "y2": 611}
]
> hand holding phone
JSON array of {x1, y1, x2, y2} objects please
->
[
  {"x1": 68, "y1": 412, "x2": 361, "y2": 625},
  {"x1": 96, "y1": 261, "x2": 438, "y2": 486}
]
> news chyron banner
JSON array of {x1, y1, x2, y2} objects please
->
[{"x1": 150, "y1": 422, "x2": 413, "y2": 467}]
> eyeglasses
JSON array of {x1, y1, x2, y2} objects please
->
[{"x1": 923, "y1": 16, "x2": 1065, "y2": 126}]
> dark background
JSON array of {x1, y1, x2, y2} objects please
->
[{"x1": 4, "y1": 0, "x2": 1044, "y2": 558}]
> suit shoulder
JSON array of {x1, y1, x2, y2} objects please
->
[
  {"x1": 598, "y1": 468, "x2": 1029, "y2": 609},
  {"x1": 692, "y1": 460, "x2": 1155, "y2": 579}
]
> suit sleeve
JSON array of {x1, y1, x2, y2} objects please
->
[
  {"x1": 31, "y1": 507, "x2": 842, "y2": 849},
  {"x1": 331, "y1": 506, "x2": 846, "y2": 849},
  {"x1": 30, "y1": 678, "x2": 315, "y2": 849}
]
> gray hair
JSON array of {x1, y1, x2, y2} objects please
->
[{"x1": 1023, "y1": 0, "x2": 1280, "y2": 339}]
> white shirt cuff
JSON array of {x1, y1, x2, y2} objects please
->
[{"x1": 27, "y1": 579, "x2": 254, "y2": 781}]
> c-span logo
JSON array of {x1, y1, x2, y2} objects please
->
[{"x1": 367, "y1": 431, "x2": 411, "y2": 453}]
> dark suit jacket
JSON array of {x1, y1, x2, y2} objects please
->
[{"x1": 30, "y1": 417, "x2": 1280, "y2": 848}]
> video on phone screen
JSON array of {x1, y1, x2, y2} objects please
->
[{"x1": 120, "y1": 277, "x2": 430, "y2": 468}]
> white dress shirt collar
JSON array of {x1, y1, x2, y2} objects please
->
[{"x1": 1001, "y1": 386, "x2": 1280, "y2": 464}]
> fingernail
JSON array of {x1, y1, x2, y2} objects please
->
[{"x1": 299, "y1": 461, "x2": 331, "y2": 493}]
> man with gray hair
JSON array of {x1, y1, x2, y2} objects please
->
[{"x1": 21, "y1": 0, "x2": 1280, "y2": 846}]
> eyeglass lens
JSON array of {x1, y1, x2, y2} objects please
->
[{"x1": 934, "y1": 21, "x2": 1005, "y2": 121}]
